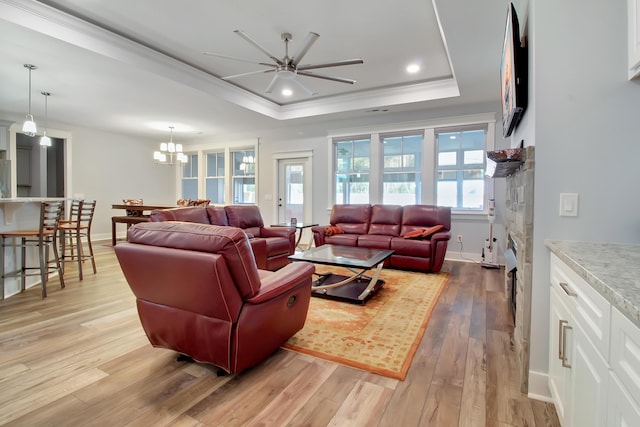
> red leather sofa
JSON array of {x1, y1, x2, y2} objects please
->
[
  {"x1": 150, "y1": 205, "x2": 295, "y2": 271},
  {"x1": 311, "y1": 204, "x2": 451, "y2": 273},
  {"x1": 115, "y1": 221, "x2": 314, "y2": 374}
]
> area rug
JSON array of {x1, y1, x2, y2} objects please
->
[{"x1": 283, "y1": 266, "x2": 449, "y2": 380}]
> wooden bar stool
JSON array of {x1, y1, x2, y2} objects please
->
[
  {"x1": 0, "y1": 201, "x2": 65, "y2": 299},
  {"x1": 58, "y1": 200, "x2": 97, "y2": 280}
]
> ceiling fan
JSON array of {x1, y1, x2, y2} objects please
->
[{"x1": 203, "y1": 30, "x2": 364, "y2": 96}]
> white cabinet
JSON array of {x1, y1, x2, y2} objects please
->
[
  {"x1": 570, "y1": 321, "x2": 609, "y2": 427},
  {"x1": 630, "y1": 0, "x2": 640, "y2": 79},
  {"x1": 548, "y1": 254, "x2": 640, "y2": 427},
  {"x1": 549, "y1": 286, "x2": 574, "y2": 426}
]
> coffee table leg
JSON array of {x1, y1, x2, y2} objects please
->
[
  {"x1": 356, "y1": 261, "x2": 385, "y2": 300},
  {"x1": 311, "y1": 261, "x2": 386, "y2": 301}
]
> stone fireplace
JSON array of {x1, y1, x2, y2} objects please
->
[{"x1": 503, "y1": 145, "x2": 534, "y2": 393}]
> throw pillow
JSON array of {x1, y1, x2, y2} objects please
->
[
  {"x1": 324, "y1": 225, "x2": 344, "y2": 237},
  {"x1": 403, "y1": 225, "x2": 444, "y2": 240},
  {"x1": 421, "y1": 224, "x2": 444, "y2": 238},
  {"x1": 403, "y1": 229, "x2": 425, "y2": 239}
]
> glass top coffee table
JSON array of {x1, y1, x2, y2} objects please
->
[{"x1": 288, "y1": 245, "x2": 393, "y2": 304}]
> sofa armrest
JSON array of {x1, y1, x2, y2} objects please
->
[
  {"x1": 311, "y1": 225, "x2": 327, "y2": 247},
  {"x1": 430, "y1": 231, "x2": 451, "y2": 273},
  {"x1": 260, "y1": 226, "x2": 295, "y2": 239},
  {"x1": 248, "y1": 262, "x2": 315, "y2": 304},
  {"x1": 430, "y1": 230, "x2": 451, "y2": 243}
]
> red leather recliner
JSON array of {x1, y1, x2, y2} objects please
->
[
  {"x1": 150, "y1": 205, "x2": 295, "y2": 271},
  {"x1": 115, "y1": 221, "x2": 314, "y2": 374}
]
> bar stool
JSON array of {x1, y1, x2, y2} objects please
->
[
  {"x1": 0, "y1": 201, "x2": 65, "y2": 299},
  {"x1": 58, "y1": 200, "x2": 97, "y2": 280}
]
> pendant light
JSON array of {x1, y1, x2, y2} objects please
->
[
  {"x1": 40, "y1": 91, "x2": 52, "y2": 147},
  {"x1": 22, "y1": 64, "x2": 37, "y2": 137}
]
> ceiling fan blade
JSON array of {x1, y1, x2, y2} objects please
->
[
  {"x1": 202, "y1": 51, "x2": 273, "y2": 67},
  {"x1": 222, "y1": 69, "x2": 276, "y2": 80},
  {"x1": 291, "y1": 32, "x2": 319, "y2": 66},
  {"x1": 297, "y1": 58, "x2": 364, "y2": 71},
  {"x1": 234, "y1": 29, "x2": 284, "y2": 66},
  {"x1": 265, "y1": 73, "x2": 281, "y2": 93},
  {"x1": 297, "y1": 71, "x2": 356, "y2": 84},
  {"x1": 293, "y1": 77, "x2": 318, "y2": 96}
]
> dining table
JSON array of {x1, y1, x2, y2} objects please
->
[{"x1": 111, "y1": 204, "x2": 174, "y2": 245}]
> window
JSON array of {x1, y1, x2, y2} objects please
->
[
  {"x1": 232, "y1": 149, "x2": 255, "y2": 204},
  {"x1": 334, "y1": 137, "x2": 370, "y2": 204},
  {"x1": 181, "y1": 153, "x2": 198, "y2": 199},
  {"x1": 330, "y1": 115, "x2": 493, "y2": 212},
  {"x1": 436, "y1": 127, "x2": 487, "y2": 211},
  {"x1": 381, "y1": 132, "x2": 423, "y2": 205},
  {"x1": 205, "y1": 152, "x2": 225, "y2": 204}
]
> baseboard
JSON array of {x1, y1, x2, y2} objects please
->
[
  {"x1": 445, "y1": 251, "x2": 482, "y2": 264},
  {"x1": 527, "y1": 370, "x2": 553, "y2": 402}
]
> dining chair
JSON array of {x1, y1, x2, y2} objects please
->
[
  {"x1": 0, "y1": 201, "x2": 65, "y2": 299},
  {"x1": 58, "y1": 200, "x2": 97, "y2": 280}
]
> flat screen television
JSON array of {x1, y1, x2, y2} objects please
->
[{"x1": 500, "y1": 3, "x2": 528, "y2": 137}]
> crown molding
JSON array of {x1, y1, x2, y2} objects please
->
[{"x1": 1, "y1": 0, "x2": 461, "y2": 121}]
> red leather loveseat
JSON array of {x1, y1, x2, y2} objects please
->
[
  {"x1": 115, "y1": 221, "x2": 314, "y2": 374},
  {"x1": 312, "y1": 204, "x2": 451, "y2": 273},
  {"x1": 150, "y1": 205, "x2": 295, "y2": 271}
]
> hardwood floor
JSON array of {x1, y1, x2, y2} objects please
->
[{"x1": 0, "y1": 246, "x2": 560, "y2": 426}]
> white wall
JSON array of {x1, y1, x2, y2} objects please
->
[
  {"x1": 520, "y1": 0, "x2": 640, "y2": 395},
  {"x1": 68, "y1": 127, "x2": 177, "y2": 241}
]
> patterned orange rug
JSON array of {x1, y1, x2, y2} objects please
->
[{"x1": 283, "y1": 266, "x2": 449, "y2": 380}]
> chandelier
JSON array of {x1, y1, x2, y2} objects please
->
[{"x1": 153, "y1": 126, "x2": 188, "y2": 165}]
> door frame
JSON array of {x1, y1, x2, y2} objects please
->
[{"x1": 272, "y1": 150, "x2": 313, "y2": 224}]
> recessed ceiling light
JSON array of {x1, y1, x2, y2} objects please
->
[
  {"x1": 282, "y1": 88, "x2": 293, "y2": 97},
  {"x1": 406, "y1": 64, "x2": 420, "y2": 74}
]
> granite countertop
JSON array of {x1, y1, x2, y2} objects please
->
[{"x1": 546, "y1": 240, "x2": 640, "y2": 328}]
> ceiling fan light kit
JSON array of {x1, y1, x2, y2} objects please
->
[{"x1": 203, "y1": 30, "x2": 363, "y2": 96}]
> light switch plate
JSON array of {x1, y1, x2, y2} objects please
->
[{"x1": 559, "y1": 193, "x2": 579, "y2": 217}]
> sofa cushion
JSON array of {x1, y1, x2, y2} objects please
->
[
  {"x1": 358, "y1": 234, "x2": 392, "y2": 250},
  {"x1": 325, "y1": 234, "x2": 359, "y2": 247},
  {"x1": 206, "y1": 206, "x2": 229, "y2": 226},
  {"x1": 225, "y1": 205, "x2": 265, "y2": 229},
  {"x1": 368, "y1": 204, "x2": 402, "y2": 236},
  {"x1": 391, "y1": 237, "x2": 432, "y2": 257},
  {"x1": 400, "y1": 205, "x2": 451, "y2": 235},
  {"x1": 330, "y1": 204, "x2": 371, "y2": 235},
  {"x1": 150, "y1": 206, "x2": 210, "y2": 224}
]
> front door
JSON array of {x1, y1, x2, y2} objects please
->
[{"x1": 277, "y1": 159, "x2": 306, "y2": 224}]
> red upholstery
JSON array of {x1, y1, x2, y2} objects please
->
[
  {"x1": 150, "y1": 205, "x2": 295, "y2": 271},
  {"x1": 312, "y1": 204, "x2": 451, "y2": 273},
  {"x1": 150, "y1": 206, "x2": 210, "y2": 224},
  {"x1": 115, "y1": 221, "x2": 314, "y2": 374}
]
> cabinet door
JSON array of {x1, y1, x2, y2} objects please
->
[
  {"x1": 630, "y1": 0, "x2": 640, "y2": 79},
  {"x1": 570, "y1": 322, "x2": 608, "y2": 427},
  {"x1": 549, "y1": 286, "x2": 573, "y2": 426},
  {"x1": 607, "y1": 373, "x2": 640, "y2": 427}
]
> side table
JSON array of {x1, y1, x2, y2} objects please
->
[{"x1": 271, "y1": 222, "x2": 318, "y2": 251}]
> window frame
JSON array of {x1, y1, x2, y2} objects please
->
[
  {"x1": 435, "y1": 124, "x2": 489, "y2": 212},
  {"x1": 205, "y1": 151, "x2": 226, "y2": 205},
  {"x1": 328, "y1": 114, "x2": 495, "y2": 216}
]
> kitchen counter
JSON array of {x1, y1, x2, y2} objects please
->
[{"x1": 546, "y1": 240, "x2": 640, "y2": 328}]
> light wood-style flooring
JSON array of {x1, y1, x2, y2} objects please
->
[{"x1": 0, "y1": 245, "x2": 560, "y2": 426}]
